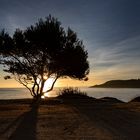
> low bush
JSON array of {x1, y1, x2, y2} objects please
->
[{"x1": 57, "y1": 87, "x2": 87, "y2": 98}]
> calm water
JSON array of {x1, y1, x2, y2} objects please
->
[{"x1": 0, "y1": 87, "x2": 140, "y2": 102}]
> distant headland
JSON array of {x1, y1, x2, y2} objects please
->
[{"x1": 90, "y1": 79, "x2": 140, "y2": 88}]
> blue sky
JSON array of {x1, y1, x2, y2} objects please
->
[{"x1": 0, "y1": 0, "x2": 140, "y2": 87}]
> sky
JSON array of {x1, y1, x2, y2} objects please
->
[{"x1": 0, "y1": 0, "x2": 140, "y2": 87}]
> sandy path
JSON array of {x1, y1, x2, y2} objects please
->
[{"x1": 0, "y1": 98, "x2": 140, "y2": 140}]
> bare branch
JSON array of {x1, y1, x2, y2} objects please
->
[
  {"x1": 10, "y1": 54, "x2": 36, "y2": 77},
  {"x1": 14, "y1": 74, "x2": 34, "y2": 97},
  {"x1": 43, "y1": 76, "x2": 58, "y2": 94}
]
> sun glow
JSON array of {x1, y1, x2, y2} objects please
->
[
  {"x1": 43, "y1": 78, "x2": 55, "y2": 96},
  {"x1": 44, "y1": 92, "x2": 49, "y2": 97},
  {"x1": 41, "y1": 95, "x2": 45, "y2": 99}
]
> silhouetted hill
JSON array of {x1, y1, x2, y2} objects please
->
[
  {"x1": 90, "y1": 79, "x2": 140, "y2": 88},
  {"x1": 130, "y1": 97, "x2": 140, "y2": 102}
]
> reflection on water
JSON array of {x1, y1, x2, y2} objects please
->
[{"x1": 0, "y1": 87, "x2": 140, "y2": 102}]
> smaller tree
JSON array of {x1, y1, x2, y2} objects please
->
[{"x1": 0, "y1": 15, "x2": 89, "y2": 99}]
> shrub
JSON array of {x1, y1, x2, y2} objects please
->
[{"x1": 57, "y1": 87, "x2": 87, "y2": 98}]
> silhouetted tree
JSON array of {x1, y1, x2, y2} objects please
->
[{"x1": 0, "y1": 15, "x2": 89, "y2": 99}]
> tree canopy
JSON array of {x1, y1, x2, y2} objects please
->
[{"x1": 0, "y1": 15, "x2": 89, "y2": 98}]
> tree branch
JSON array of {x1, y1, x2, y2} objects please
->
[
  {"x1": 42, "y1": 76, "x2": 58, "y2": 94},
  {"x1": 14, "y1": 74, "x2": 34, "y2": 97}
]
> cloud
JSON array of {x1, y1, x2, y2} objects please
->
[
  {"x1": 88, "y1": 34, "x2": 140, "y2": 83},
  {"x1": 0, "y1": 0, "x2": 140, "y2": 86}
]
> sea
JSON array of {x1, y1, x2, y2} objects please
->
[{"x1": 0, "y1": 87, "x2": 140, "y2": 102}]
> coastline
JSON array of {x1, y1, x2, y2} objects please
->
[{"x1": 0, "y1": 97, "x2": 140, "y2": 140}]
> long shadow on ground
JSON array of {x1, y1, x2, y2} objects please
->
[
  {"x1": 63, "y1": 96, "x2": 140, "y2": 140},
  {"x1": 9, "y1": 100, "x2": 39, "y2": 140}
]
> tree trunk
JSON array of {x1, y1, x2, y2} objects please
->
[
  {"x1": 40, "y1": 80, "x2": 45, "y2": 95},
  {"x1": 32, "y1": 94, "x2": 41, "y2": 105},
  {"x1": 33, "y1": 94, "x2": 41, "y2": 100},
  {"x1": 32, "y1": 84, "x2": 36, "y2": 97}
]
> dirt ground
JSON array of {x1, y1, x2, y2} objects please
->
[{"x1": 0, "y1": 97, "x2": 140, "y2": 140}]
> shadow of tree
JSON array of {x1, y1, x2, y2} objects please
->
[
  {"x1": 9, "y1": 101, "x2": 39, "y2": 140},
  {"x1": 0, "y1": 112, "x2": 27, "y2": 138},
  {"x1": 65, "y1": 97, "x2": 140, "y2": 139}
]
